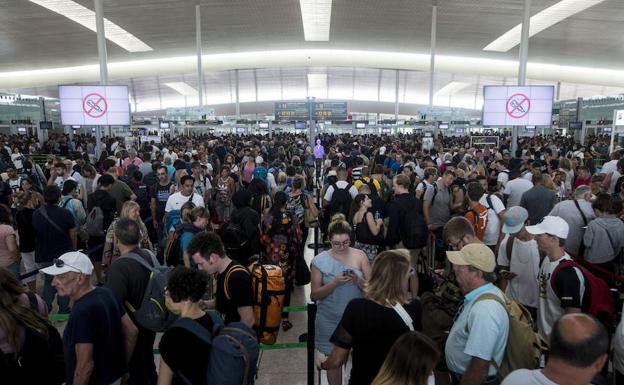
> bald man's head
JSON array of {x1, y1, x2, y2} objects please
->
[{"x1": 550, "y1": 313, "x2": 608, "y2": 368}]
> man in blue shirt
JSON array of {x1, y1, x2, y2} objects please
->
[
  {"x1": 43, "y1": 251, "x2": 138, "y2": 385},
  {"x1": 445, "y1": 243, "x2": 509, "y2": 385}
]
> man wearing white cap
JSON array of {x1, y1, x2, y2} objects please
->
[
  {"x1": 497, "y1": 206, "x2": 540, "y2": 320},
  {"x1": 526, "y1": 216, "x2": 586, "y2": 342},
  {"x1": 43, "y1": 251, "x2": 138, "y2": 385},
  {"x1": 445, "y1": 243, "x2": 509, "y2": 385}
]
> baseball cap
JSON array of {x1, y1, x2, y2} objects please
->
[
  {"x1": 447, "y1": 243, "x2": 496, "y2": 273},
  {"x1": 379, "y1": 146, "x2": 386, "y2": 155},
  {"x1": 525, "y1": 216, "x2": 569, "y2": 239},
  {"x1": 502, "y1": 206, "x2": 529, "y2": 234},
  {"x1": 255, "y1": 156, "x2": 264, "y2": 165},
  {"x1": 41, "y1": 251, "x2": 94, "y2": 276}
]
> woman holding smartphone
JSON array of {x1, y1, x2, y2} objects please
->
[{"x1": 311, "y1": 213, "x2": 371, "y2": 385}]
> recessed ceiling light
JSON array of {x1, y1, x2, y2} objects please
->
[
  {"x1": 164, "y1": 82, "x2": 198, "y2": 96},
  {"x1": 483, "y1": 0, "x2": 607, "y2": 52},
  {"x1": 29, "y1": 0, "x2": 152, "y2": 52},
  {"x1": 300, "y1": 0, "x2": 332, "y2": 41},
  {"x1": 435, "y1": 81, "x2": 470, "y2": 96}
]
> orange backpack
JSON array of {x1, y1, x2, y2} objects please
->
[{"x1": 465, "y1": 203, "x2": 488, "y2": 241}]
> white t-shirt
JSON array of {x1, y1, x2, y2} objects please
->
[
  {"x1": 497, "y1": 170, "x2": 510, "y2": 188},
  {"x1": 164, "y1": 192, "x2": 205, "y2": 212},
  {"x1": 323, "y1": 180, "x2": 359, "y2": 201},
  {"x1": 501, "y1": 369, "x2": 557, "y2": 385},
  {"x1": 601, "y1": 159, "x2": 618, "y2": 175},
  {"x1": 11, "y1": 153, "x2": 23, "y2": 170},
  {"x1": 504, "y1": 178, "x2": 533, "y2": 208},
  {"x1": 479, "y1": 194, "x2": 505, "y2": 246},
  {"x1": 608, "y1": 170, "x2": 621, "y2": 195},
  {"x1": 537, "y1": 254, "x2": 585, "y2": 341},
  {"x1": 522, "y1": 171, "x2": 533, "y2": 182},
  {"x1": 497, "y1": 235, "x2": 540, "y2": 308}
]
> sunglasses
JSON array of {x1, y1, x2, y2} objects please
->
[{"x1": 53, "y1": 258, "x2": 81, "y2": 273}]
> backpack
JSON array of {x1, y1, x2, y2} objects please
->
[
  {"x1": 551, "y1": 260, "x2": 615, "y2": 327},
  {"x1": 379, "y1": 178, "x2": 393, "y2": 202},
  {"x1": 363, "y1": 177, "x2": 378, "y2": 196},
  {"x1": 229, "y1": 262, "x2": 286, "y2": 345},
  {"x1": 417, "y1": 181, "x2": 428, "y2": 201},
  {"x1": 403, "y1": 199, "x2": 428, "y2": 249},
  {"x1": 84, "y1": 206, "x2": 105, "y2": 237},
  {"x1": 470, "y1": 293, "x2": 542, "y2": 379},
  {"x1": 119, "y1": 251, "x2": 177, "y2": 332},
  {"x1": 61, "y1": 196, "x2": 77, "y2": 220},
  {"x1": 170, "y1": 311, "x2": 259, "y2": 385},
  {"x1": 466, "y1": 204, "x2": 488, "y2": 241},
  {"x1": 163, "y1": 224, "x2": 187, "y2": 266},
  {"x1": 329, "y1": 183, "x2": 353, "y2": 218},
  {"x1": 222, "y1": 222, "x2": 248, "y2": 256},
  {"x1": 132, "y1": 183, "x2": 150, "y2": 213},
  {"x1": 0, "y1": 292, "x2": 66, "y2": 385}
]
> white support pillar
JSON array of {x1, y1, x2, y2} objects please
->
[
  {"x1": 428, "y1": 0, "x2": 437, "y2": 108},
  {"x1": 94, "y1": 0, "x2": 107, "y2": 157},
  {"x1": 394, "y1": 69, "x2": 400, "y2": 121},
  {"x1": 235, "y1": 69, "x2": 240, "y2": 119},
  {"x1": 195, "y1": 1, "x2": 203, "y2": 107},
  {"x1": 513, "y1": 0, "x2": 531, "y2": 157}
]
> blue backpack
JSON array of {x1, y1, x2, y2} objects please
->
[
  {"x1": 165, "y1": 193, "x2": 194, "y2": 232},
  {"x1": 171, "y1": 311, "x2": 259, "y2": 385}
]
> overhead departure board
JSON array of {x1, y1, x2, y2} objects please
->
[{"x1": 275, "y1": 101, "x2": 347, "y2": 121}]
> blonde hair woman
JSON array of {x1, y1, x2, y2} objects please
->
[
  {"x1": 317, "y1": 250, "x2": 421, "y2": 385},
  {"x1": 103, "y1": 201, "x2": 153, "y2": 267}
]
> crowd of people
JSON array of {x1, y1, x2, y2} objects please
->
[{"x1": 0, "y1": 129, "x2": 623, "y2": 385}]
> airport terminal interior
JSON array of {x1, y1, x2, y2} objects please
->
[{"x1": 2, "y1": 1, "x2": 624, "y2": 385}]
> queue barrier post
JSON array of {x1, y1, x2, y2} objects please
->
[{"x1": 307, "y1": 301, "x2": 317, "y2": 385}]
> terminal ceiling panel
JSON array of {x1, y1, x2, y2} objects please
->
[{"x1": 0, "y1": 0, "x2": 623, "y2": 75}]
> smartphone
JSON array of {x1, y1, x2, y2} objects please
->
[{"x1": 343, "y1": 269, "x2": 354, "y2": 276}]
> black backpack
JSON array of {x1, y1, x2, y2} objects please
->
[
  {"x1": 329, "y1": 183, "x2": 353, "y2": 218},
  {"x1": 1, "y1": 292, "x2": 66, "y2": 385},
  {"x1": 132, "y1": 183, "x2": 150, "y2": 213},
  {"x1": 222, "y1": 222, "x2": 248, "y2": 255},
  {"x1": 403, "y1": 199, "x2": 428, "y2": 249},
  {"x1": 364, "y1": 178, "x2": 378, "y2": 196}
]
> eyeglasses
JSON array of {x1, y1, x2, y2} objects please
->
[
  {"x1": 331, "y1": 239, "x2": 350, "y2": 248},
  {"x1": 53, "y1": 258, "x2": 81, "y2": 273}
]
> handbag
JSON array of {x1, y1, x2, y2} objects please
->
[{"x1": 304, "y1": 195, "x2": 319, "y2": 228}]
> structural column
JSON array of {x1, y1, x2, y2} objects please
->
[
  {"x1": 428, "y1": 0, "x2": 437, "y2": 108},
  {"x1": 513, "y1": 0, "x2": 531, "y2": 156},
  {"x1": 94, "y1": 0, "x2": 107, "y2": 158},
  {"x1": 196, "y1": 1, "x2": 204, "y2": 107},
  {"x1": 394, "y1": 69, "x2": 400, "y2": 121},
  {"x1": 235, "y1": 69, "x2": 240, "y2": 118}
]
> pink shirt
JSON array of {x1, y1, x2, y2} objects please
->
[
  {"x1": 0, "y1": 224, "x2": 17, "y2": 268},
  {"x1": 122, "y1": 157, "x2": 143, "y2": 170}
]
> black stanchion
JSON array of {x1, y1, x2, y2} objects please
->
[{"x1": 307, "y1": 301, "x2": 317, "y2": 385}]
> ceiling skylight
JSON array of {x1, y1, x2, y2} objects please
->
[
  {"x1": 29, "y1": 0, "x2": 152, "y2": 52},
  {"x1": 483, "y1": 0, "x2": 607, "y2": 52},
  {"x1": 299, "y1": 0, "x2": 332, "y2": 41},
  {"x1": 435, "y1": 81, "x2": 470, "y2": 96},
  {"x1": 164, "y1": 82, "x2": 198, "y2": 96}
]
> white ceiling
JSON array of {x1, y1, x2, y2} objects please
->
[{"x1": 2, "y1": 0, "x2": 624, "y2": 109}]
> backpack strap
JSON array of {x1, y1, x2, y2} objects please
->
[
  {"x1": 61, "y1": 198, "x2": 72, "y2": 209},
  {"x1": 118, "y1": 251, "x2": 159, "y2": 272},
  {"x1": 387, "y1": 300, "x2": 414, "y2": 331},
  {"x1": 550, "y1": 260, "x2": 578, "y2": 298},
  {"x1": 506, "y1": 235, "x2": 516, "y2": 264},
  {"x1": 486, "y1": 194, "x2": 494, "y2": 211},
  {"x1": 224, "y1": 265, "x2": 249, "y2": 300},
  {"x1": 187, "y1": 193, "x2": 194, "y2": 203},
  {"x1": 465, "y1": 292, "x2": 509, "y2": 371},
  {"x1": 171, "y1": 317, "x2": 213, "y2": 345}
]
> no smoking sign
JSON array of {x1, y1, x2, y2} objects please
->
[
  {"x1": 506, "y1": 93, "x2": 531, "y2": 119},
  {"x1": 82, "y1": 93, "x2": 108, "y2": 118}
]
